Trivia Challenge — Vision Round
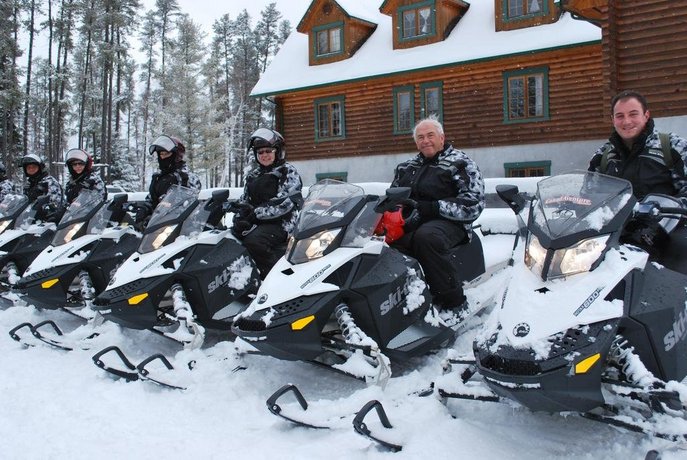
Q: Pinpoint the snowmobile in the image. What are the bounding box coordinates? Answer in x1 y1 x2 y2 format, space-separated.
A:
14 190 141 317
0 194 60 293
440 171 687 440
232 179 489 384
91 185 260 355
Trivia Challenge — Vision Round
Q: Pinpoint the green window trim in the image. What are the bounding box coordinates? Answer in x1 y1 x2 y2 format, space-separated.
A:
313 22 344 59
420 81 443 122
502 66 550 124
315 171 348 183
398 1 436 43
501 0 549 22
314 95 346 142
393 85 415 134
504 160 551 177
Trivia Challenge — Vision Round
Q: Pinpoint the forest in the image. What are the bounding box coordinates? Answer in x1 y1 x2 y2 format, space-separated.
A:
0 0 291 191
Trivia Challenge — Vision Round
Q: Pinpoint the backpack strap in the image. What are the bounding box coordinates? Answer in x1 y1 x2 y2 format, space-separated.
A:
659 132 673 169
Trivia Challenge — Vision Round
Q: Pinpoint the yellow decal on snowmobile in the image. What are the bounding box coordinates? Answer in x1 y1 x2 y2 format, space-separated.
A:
128 293 149 305
291 315 315 331
41 278 60 289
574 353 601 374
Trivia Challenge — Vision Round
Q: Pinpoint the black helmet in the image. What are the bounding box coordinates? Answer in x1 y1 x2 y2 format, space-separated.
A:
248 128 285 162
148 135 185 160
21 153 45 176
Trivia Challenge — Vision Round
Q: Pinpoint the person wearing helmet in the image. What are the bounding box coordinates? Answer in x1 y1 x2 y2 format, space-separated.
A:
0 162 17 203
64 148 106 204
390 116 484 317
136 135 201 227
21 153 64 222
232 128 303 278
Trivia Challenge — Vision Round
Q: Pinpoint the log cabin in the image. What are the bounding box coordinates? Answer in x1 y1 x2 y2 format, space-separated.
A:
252 0 686 183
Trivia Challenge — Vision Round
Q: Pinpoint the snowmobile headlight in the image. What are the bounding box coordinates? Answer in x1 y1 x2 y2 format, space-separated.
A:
526 234 609 280
524 234 547 274
139 224 177 253
287 228 341 265
0 219 10 234
549 235 609 279
53 222 85 245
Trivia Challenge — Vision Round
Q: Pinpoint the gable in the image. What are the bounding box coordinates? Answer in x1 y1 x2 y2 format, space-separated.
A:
297 0 378 65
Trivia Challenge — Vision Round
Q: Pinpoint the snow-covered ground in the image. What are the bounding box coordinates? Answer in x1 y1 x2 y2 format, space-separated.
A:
0 189 684 459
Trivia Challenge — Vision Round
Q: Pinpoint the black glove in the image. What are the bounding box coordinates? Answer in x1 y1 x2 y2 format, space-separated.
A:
134 202 153 224
416 200 438 220
402 208 422 233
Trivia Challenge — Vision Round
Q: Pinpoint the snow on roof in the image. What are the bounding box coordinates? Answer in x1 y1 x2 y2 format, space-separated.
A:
297 0 380 30
252 0 601 97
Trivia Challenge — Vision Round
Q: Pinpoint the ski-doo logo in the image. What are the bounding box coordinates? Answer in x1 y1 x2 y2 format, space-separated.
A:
380 280 412 315
513 322 530 337
258 294 268 304
664 308 687 352
573 287 603 317
208 266 232 294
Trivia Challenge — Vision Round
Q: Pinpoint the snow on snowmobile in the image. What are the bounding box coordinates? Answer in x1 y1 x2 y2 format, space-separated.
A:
8 190 145 349
90 185 261 383
232 179 491 385
437 170 687 440
0 193 32 237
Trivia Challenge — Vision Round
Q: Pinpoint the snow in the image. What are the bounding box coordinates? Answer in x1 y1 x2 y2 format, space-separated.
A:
252 0 601 96
1 183 685 459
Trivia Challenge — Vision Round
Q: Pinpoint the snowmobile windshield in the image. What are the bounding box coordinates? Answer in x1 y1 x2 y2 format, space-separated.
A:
296 179 367 233
138 185 199 254
59 190 103 225
52 190 104 245
530 171 633 241
0 194 29 220
147 185 199 228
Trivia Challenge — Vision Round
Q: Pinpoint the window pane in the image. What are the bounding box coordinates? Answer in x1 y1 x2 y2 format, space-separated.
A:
318 105 329 137
317 30 328 54
329 28 341 53
527 75 543 117
529 0 542 13
418 7 431 35
403 10 416 38
331 102 341 136
508 0 524 17
508 77 525 118
397 92 411 131
424 87 440 117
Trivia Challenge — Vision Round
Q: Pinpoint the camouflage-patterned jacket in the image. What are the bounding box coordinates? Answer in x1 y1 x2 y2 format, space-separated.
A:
24 172 64 222
240 162 303 234
65 170 107 204
588 119 687 204
391 144 485 234
148 162 202 208
0 179 16 203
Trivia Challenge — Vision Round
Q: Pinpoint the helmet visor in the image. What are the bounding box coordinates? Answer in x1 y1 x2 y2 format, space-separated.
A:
250 128 280 148
66 148 89 164
148 135 177 155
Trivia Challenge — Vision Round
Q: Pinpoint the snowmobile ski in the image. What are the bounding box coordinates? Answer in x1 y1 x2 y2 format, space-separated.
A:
8 319 99 351
92 345 188 389
352 400 402 452
267 384 332 429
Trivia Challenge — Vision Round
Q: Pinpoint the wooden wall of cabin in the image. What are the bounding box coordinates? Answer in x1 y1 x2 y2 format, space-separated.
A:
275 43 606 162
602 0 687 118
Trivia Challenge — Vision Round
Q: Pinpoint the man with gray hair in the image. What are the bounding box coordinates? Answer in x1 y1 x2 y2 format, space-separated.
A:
390 116 485 317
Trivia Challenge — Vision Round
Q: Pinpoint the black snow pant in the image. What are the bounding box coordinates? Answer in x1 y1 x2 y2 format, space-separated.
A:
392 219 468 309
239 223 288 279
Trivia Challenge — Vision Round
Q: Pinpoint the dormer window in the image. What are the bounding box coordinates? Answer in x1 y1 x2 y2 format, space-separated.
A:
315 22 343 57
506 0 543 19
402 4 434 39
